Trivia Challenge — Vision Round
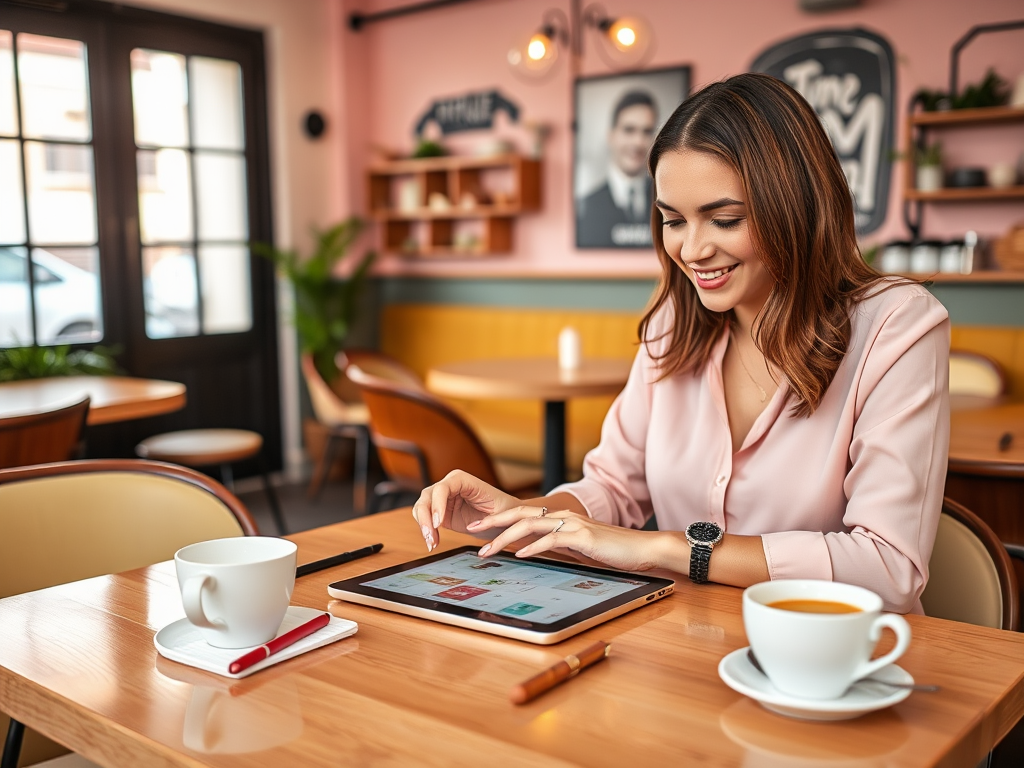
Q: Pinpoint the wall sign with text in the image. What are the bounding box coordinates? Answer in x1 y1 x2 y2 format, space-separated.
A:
751 28 896 236
415 89 520 136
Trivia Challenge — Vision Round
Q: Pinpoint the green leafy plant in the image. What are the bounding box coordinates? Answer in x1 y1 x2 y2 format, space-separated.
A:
912 68 1010 111
916 141 942 167
0 344 121 382
412 139 446 158
252 218 376 383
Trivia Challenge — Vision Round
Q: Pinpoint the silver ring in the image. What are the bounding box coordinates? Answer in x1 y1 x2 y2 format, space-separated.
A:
538 506 548 517
552 519 565 534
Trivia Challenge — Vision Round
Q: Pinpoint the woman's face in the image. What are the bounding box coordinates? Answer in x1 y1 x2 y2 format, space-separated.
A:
654 149 772 325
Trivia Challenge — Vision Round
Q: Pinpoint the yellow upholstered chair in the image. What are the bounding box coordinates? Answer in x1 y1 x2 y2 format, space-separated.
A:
0 459 258 768
921 497 1018 631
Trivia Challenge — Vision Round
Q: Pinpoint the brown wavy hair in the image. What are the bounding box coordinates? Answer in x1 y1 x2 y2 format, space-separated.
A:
641 73 888 417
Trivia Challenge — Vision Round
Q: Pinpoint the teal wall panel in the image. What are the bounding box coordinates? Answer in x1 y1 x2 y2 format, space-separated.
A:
370 277 1024 327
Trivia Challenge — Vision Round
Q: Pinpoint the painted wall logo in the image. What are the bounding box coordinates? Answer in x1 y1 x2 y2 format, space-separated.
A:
751 29 895 235
415 89 520 136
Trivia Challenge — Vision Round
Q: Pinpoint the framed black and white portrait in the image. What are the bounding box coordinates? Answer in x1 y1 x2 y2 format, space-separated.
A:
574 66 690 249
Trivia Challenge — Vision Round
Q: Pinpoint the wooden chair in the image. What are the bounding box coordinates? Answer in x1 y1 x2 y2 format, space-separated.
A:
136 428 286 534
0 459 258 768
0 396 89 470
949 349 1007 398
343 360 542 513
337 349 424 390
300 353 372 512
921 497 1020 631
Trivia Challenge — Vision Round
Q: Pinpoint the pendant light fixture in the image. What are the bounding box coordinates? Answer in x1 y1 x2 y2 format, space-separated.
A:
508 2 655 81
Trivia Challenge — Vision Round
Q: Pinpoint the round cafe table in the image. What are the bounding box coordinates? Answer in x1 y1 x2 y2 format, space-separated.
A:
949 402 1024 477
426 357 631 493
0 375 187 426
946 401 1024 545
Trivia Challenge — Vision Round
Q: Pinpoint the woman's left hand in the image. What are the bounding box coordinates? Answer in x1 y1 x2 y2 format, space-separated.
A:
468 508 664 572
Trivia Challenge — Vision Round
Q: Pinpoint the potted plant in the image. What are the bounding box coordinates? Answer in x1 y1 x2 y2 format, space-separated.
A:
0 344 120 381
252 217 376 384
915 141 943 193
252 219 376 482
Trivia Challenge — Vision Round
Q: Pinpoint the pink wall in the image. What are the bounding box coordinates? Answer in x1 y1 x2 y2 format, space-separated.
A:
342 0 1024 277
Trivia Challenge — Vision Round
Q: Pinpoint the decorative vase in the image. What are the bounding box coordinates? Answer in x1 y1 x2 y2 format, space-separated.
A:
916 165 943 192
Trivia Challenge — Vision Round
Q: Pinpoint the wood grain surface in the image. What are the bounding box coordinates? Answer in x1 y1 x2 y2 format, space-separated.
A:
949 403 1024 477
427 358 631 401
2 509 1024 767
0 376 187 426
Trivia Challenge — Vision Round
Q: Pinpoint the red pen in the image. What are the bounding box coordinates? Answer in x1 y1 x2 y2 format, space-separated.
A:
228 612 332 674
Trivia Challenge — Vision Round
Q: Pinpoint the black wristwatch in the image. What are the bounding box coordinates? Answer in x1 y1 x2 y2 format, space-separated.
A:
685 522 723 584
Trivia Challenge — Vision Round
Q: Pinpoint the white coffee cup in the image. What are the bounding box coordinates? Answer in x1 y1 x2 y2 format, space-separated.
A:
742 580 911 701
174 537 297 649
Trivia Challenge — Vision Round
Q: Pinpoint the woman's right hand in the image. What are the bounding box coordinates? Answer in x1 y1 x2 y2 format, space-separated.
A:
411 470 522 551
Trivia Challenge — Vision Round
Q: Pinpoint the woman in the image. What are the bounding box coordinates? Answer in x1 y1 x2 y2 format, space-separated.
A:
411 73 949 613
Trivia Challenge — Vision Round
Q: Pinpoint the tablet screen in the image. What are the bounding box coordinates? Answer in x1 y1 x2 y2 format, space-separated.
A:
359 550 653 625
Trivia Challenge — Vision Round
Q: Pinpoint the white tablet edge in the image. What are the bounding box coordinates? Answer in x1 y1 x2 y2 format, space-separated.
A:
326 582 675 645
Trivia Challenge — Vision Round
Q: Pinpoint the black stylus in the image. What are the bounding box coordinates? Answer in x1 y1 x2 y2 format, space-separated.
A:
296 543 384 577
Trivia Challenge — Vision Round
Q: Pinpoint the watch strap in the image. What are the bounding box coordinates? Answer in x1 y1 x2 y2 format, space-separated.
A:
689 543 712 584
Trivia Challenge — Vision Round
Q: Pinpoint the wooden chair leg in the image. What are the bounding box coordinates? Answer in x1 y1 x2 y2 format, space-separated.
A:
2 718 24 768
353 426 370 516
307 434 341 501
220 463 235 491
258 455 287 535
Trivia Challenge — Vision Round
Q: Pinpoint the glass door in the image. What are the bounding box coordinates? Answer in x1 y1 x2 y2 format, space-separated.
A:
1 2 280 470
131 48 252 340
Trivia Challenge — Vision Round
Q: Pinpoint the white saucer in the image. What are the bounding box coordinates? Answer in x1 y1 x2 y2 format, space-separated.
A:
155 606 358 679
718 647 912 721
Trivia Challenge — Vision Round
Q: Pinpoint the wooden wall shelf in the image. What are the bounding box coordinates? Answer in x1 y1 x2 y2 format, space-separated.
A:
909 106 1024 128
903 104 1024 256
367 154 541 258
905 186 1024 202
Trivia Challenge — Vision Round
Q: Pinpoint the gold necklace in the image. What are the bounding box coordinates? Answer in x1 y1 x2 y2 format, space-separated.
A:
730 329 767 403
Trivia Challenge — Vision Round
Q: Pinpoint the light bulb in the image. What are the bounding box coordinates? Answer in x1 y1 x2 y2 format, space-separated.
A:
612 22 636 50
596 15 654 69
527 35 549 61
508 28 559 82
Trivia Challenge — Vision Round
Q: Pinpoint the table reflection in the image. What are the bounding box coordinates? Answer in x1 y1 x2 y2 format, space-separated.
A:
719 698 910 768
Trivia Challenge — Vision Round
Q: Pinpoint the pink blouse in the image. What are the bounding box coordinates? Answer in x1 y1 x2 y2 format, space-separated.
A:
554 283 950 613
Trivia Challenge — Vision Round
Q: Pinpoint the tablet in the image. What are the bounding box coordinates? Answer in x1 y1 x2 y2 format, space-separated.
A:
327 546 675 644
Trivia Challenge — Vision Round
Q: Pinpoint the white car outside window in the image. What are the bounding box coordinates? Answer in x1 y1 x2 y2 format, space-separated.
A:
0 248 102 346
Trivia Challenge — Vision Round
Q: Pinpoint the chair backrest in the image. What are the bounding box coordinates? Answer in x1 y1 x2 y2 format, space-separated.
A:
949 350 1007 397
0 396 90 469
339 349 424 390
301 352 367 427
0 459 259 599
345 362 500 490
921 497 1018 631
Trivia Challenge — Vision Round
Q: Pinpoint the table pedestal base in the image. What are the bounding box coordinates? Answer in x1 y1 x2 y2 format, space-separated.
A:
543 400 566 494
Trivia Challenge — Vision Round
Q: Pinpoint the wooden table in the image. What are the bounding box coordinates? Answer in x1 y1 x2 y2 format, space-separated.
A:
427 358 631 492
0 376 186 425
946 402 1024 546
2 509 1024 768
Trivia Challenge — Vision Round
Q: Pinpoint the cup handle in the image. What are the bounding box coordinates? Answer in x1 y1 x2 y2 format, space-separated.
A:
854 613 912 680
181 575 225 630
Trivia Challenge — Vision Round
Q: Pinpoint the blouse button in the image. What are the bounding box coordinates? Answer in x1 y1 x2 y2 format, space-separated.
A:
716 474 728 486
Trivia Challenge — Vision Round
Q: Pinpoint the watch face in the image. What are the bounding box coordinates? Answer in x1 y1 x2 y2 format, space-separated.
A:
687 522 722 544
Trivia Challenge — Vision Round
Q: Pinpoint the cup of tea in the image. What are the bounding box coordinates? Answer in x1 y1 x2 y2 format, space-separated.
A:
742 580 911 700
174 537 297 649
